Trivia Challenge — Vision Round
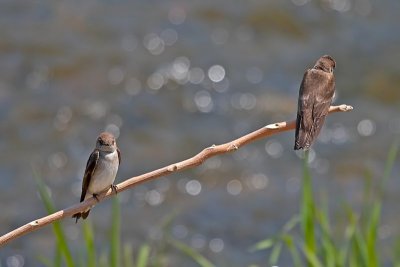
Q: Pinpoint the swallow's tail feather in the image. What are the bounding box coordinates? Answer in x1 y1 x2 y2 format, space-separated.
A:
295 114 310 150
72 209 91 223
294 115 326 150
294 130 312 150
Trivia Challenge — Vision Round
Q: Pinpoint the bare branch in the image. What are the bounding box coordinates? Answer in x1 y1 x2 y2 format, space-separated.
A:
0 104 353 246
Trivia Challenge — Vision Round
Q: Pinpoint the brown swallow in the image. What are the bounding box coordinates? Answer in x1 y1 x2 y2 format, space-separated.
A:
72 132 121 222
294 55 336 150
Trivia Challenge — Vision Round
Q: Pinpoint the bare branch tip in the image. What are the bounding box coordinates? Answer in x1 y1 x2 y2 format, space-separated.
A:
343 105 353 111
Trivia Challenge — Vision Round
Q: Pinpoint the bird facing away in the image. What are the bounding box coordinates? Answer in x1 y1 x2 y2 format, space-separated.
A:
72 132 121 222
294 55 336 150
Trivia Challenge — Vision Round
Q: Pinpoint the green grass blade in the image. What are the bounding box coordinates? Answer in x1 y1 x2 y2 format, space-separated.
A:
281 234 302 267
338 208 358 266
393 237 400 267
123 243 134 267
249 238 275 252
315 205 337 267
269 242 282 265
83 220 96 267
34 171 75 267
366 202 381 267
136 244 150 267
382 140 399 186
109 197 121 267
300 152 316 256
320 235 336 267
54 245 62 267
302 244 323 267
99 251 108 267
37 255 53 267
352 227 368 266
169 239 216 267
77 248 85 267
282 215 300 233
364 141 397 266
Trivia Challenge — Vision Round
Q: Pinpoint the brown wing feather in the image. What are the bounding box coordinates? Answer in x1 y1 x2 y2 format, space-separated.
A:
80 149 99 202
117 147 121 165
295 69 335 150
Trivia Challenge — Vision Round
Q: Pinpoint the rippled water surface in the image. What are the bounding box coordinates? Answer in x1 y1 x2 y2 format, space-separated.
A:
1 0 400 266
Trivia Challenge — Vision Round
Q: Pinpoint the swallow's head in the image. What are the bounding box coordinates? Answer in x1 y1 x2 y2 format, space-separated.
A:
96 132 117 152
314 55 336 73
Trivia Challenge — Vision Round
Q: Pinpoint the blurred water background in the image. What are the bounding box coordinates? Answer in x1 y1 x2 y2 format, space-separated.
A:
0 0 399 266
